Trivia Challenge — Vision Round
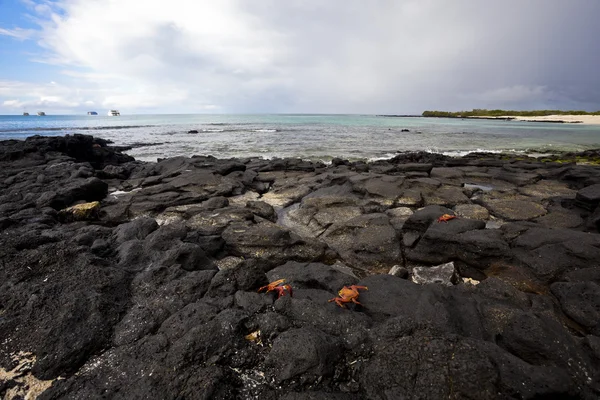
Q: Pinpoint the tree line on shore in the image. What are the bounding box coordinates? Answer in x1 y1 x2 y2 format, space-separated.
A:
422 109 600 117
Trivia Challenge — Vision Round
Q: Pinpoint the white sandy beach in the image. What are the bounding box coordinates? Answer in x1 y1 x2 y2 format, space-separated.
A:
478 115 600 125
512 115 600 124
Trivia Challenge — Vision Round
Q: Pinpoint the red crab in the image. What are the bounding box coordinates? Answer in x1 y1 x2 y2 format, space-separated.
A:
329 285 368 308
258 279 293 299
437 214 457 223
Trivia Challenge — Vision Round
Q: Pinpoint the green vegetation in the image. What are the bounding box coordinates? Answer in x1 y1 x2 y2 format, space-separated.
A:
422 109 600 118
537 157 600 166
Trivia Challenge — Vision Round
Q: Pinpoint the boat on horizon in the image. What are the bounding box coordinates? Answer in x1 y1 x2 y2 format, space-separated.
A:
108 110 120 116
87 111 98 115
37 111 46 116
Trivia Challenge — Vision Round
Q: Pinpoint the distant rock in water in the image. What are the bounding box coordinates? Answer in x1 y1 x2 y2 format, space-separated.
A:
188 130 199 134
401 129 410 132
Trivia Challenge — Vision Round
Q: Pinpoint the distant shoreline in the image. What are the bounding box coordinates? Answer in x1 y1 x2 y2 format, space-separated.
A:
379 114 600 125
420 109 600 125
416 114 600 125
456 115 600 125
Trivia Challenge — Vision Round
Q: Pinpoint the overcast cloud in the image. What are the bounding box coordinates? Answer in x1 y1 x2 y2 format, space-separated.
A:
1 0 599 114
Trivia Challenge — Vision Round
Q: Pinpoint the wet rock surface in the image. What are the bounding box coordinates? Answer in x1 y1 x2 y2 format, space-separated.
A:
1 135 600 399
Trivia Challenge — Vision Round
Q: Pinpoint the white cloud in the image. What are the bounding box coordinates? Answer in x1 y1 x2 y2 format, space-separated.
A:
1 0 599 114
2 99 22 107
0 27 37 40
0 80 85 112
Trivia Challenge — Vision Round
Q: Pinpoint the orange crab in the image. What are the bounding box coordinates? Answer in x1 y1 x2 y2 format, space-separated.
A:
437 214 457 223
329 285 368 308
258 279 293 299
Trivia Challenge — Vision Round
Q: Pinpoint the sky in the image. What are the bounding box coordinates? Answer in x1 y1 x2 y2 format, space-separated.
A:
0 0 599 115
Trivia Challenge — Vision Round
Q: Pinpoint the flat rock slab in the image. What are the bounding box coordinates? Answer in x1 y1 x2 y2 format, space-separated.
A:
358 175 404 201
167 170 221 188
393 163 433 173
185 207 254 235
282 202 364 239
534 208 584 229
404 171 429 178
301 184 361 207
228 191 260 207
407 229 510 267
408 177 441 188
511 226 600 250
386 207 413 218
261 185 313 208
454 204 490 220
485 200 547 221
511 228 600 282
423 186 471 206
430 167 464 180
424 217 486 236
490 169 541 186
395 189 422 206
518 180 576 199
221 221 326 267
323 213 401 270
576 183 600 210
551 282 600 334
279 205 321 238
313 206 363 227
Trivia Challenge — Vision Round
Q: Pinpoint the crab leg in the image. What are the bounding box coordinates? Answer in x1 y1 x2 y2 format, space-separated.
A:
258 278 286 293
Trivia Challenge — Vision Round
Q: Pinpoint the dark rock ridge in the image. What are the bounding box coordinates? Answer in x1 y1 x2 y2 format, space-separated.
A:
1 135 600 399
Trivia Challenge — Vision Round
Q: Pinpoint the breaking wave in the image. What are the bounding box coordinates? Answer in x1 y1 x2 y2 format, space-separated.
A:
0 125 155 133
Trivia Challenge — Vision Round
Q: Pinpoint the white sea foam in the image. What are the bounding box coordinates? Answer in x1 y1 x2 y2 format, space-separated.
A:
435 148 523 157
110 188 141 197
253 129 277 132
367 153 400 162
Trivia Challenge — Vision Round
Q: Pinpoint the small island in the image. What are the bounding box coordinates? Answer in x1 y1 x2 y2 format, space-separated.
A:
422 109 600 124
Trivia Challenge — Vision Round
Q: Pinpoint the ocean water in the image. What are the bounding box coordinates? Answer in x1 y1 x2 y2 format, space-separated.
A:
1 114 600 162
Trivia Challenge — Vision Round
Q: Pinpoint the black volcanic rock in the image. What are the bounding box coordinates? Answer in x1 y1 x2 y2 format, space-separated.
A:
576 183 600 210
265 327 343 382
551 282 600 334
9 134 135 168
2 136 600 399
44 177 109 210
390 151 450 164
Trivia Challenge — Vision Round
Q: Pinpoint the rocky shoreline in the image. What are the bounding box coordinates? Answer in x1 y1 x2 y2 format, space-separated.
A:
1 134 600 399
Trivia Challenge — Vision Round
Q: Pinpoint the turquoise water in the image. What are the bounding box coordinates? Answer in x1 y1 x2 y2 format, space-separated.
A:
1 114 600 162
